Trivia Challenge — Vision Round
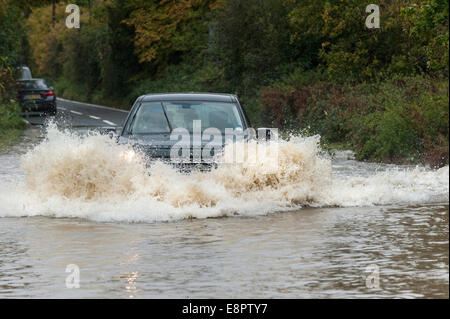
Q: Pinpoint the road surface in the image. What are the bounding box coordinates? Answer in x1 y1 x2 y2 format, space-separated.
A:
23 97 129 128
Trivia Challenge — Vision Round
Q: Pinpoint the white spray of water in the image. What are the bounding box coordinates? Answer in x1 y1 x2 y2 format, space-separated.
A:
0 124 448 222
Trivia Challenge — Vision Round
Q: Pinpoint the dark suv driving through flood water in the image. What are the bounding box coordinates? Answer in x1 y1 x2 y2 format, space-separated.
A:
116 93 270 171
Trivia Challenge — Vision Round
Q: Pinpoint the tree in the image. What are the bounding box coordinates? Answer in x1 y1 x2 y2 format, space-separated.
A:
213 0 294 95
124 0 221 70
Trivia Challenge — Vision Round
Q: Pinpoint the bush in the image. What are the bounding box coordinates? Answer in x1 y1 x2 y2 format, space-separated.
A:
0 58 26 145
0 101 25 130
351 76 449 166
260 71 449 167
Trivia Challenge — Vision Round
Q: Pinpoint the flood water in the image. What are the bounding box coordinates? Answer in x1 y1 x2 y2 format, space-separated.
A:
0 127 448 298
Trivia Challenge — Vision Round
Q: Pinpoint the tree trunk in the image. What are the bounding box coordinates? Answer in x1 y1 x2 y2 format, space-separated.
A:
52 0 55 27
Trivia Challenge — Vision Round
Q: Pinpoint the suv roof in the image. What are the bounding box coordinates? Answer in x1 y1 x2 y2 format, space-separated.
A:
140 93 237 103
16 66 32 80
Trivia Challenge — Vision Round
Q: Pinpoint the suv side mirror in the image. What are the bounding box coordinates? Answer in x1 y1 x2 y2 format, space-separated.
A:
100 127 117 139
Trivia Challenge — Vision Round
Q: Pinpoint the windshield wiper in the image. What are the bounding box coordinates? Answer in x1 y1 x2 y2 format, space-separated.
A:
161 102 173 132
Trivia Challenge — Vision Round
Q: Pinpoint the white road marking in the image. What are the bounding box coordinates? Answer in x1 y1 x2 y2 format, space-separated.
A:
89 115 101 120
70 110 82 115
57 97 128 113
59 107 67 110
102 120 116 126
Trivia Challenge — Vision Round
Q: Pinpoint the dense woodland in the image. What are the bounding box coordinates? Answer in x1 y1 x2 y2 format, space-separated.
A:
1 0 449 166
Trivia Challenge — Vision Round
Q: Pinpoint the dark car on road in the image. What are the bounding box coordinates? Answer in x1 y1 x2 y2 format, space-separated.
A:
116 93 270 171
17 78 57 115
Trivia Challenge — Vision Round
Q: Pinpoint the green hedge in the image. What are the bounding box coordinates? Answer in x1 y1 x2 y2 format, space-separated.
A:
259 74 449 167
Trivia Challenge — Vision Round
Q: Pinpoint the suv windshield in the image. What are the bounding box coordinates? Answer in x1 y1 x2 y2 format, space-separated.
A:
129 101 244 134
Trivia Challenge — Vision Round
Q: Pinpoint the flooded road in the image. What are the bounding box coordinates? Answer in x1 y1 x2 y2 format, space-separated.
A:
0 203 448 298
0 114 448 298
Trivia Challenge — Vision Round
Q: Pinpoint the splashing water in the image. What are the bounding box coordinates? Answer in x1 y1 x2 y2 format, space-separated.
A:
0 124 448 222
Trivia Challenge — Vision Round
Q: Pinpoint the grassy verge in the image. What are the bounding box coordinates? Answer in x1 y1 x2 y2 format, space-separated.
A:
0 101 26 148
51 77 131 111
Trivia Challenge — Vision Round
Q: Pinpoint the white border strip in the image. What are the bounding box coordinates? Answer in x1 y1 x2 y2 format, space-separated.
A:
57 97 128 113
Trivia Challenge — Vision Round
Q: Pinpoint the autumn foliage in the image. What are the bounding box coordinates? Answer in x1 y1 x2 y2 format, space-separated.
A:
1 0 448 165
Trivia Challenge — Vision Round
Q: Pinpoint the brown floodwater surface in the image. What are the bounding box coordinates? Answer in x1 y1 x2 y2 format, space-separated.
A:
0 127 448 298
